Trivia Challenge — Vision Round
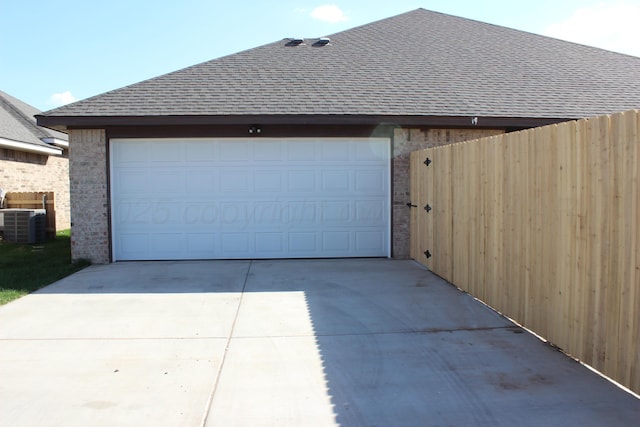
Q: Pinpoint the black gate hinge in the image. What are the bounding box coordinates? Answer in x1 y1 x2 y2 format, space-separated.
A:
406 202 417 208
424 157 432 166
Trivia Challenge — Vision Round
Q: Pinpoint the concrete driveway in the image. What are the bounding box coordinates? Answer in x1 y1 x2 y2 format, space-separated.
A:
0 259 638 426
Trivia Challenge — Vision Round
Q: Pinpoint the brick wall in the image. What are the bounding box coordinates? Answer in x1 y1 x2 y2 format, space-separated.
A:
0 148 70 229
68 129 110 264
391 128 504 259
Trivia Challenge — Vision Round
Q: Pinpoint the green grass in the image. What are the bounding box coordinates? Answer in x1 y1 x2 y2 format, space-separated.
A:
0 230 91 305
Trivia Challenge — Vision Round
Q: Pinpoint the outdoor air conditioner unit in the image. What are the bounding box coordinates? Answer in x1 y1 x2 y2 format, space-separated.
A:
2 209 46 244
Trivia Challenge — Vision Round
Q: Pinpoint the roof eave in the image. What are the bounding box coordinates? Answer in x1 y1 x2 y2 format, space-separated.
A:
0 137 64 156
35 114 573 132
41 137 69 149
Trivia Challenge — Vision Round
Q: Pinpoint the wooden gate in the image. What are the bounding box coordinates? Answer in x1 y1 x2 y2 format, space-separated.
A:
409 146 453 282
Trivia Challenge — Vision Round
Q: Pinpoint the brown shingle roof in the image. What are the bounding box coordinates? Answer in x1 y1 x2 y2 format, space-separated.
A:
38 9 640 127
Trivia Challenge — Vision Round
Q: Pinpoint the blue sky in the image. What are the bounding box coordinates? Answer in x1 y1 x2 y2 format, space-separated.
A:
2 0 640 111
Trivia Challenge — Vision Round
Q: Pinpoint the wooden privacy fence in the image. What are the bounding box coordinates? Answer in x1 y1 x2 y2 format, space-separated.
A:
4 192 56 239
410 109 639 394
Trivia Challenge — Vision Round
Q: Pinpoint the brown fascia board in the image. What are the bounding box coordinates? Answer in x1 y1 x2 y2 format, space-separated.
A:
35 114 572 132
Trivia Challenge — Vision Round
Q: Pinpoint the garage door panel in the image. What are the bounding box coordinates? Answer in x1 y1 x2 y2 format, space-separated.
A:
115 142 148 163
254 141 283 161
255 232 284 253
219 202 249 227
355 170 385 192
288 232 316 253
355 141 389 161
152 171 185 193
322 231 350 251
356 199 386 218
151 233 187 254
221 232 251 254
187 233 217 255
287 201 317 225
150 142 184 162
288 171 316 192
320 201 351 222
356 231 385 251
111 138 389 260
321 170 350 192
321 142 350 161
185 141 217 161
116 170 148 194
287 141 316 161
119 233 148 259
115 201 154 225
219 141 249 161
186 170 218 193
253 202 284 225
183 203 221 226
220 170 250 192
254 171 283 192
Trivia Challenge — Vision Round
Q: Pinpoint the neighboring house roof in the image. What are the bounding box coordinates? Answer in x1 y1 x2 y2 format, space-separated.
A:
1 91 67 155
38 8 640 131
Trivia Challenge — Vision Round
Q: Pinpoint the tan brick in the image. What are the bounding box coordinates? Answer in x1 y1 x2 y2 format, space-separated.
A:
68 129 109 264
0 148 70 230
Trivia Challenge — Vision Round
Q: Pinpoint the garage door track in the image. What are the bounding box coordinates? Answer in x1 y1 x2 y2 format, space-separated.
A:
0 259 638 426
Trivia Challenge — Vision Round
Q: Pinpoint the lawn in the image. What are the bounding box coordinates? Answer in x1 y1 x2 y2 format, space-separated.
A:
0 230 91 305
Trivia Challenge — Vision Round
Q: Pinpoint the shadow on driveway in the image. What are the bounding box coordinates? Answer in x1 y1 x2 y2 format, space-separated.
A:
1 259 638 426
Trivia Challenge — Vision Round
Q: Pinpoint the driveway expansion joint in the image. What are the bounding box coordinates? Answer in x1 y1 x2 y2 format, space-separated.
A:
199 260 253 427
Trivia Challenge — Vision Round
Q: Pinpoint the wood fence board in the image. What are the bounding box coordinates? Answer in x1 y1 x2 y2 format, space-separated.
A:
611 110 638 386
452 142 468 290
424 148 435 270
493 137 505 310
630 111 640 391
469 140 484 298
557 122 576 353
408 109 640 394
483 138 496 303
575 118 590 360
502 135 514 317
509 131 524 322
433 147 454 281
606 112 624 380
409 151 424 262
568 120 583 358
523 129 536 326
512 133 523 318
593 114 612 373
530 125 547 336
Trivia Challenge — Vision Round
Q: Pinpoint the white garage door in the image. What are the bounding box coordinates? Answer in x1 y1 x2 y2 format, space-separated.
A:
110 138 390 261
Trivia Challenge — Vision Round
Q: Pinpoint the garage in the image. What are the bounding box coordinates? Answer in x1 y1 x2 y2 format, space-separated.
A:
109 138 390 260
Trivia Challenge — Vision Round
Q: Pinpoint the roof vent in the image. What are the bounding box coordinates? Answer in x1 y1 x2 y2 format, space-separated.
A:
313 37 331 47
285 38 304 47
